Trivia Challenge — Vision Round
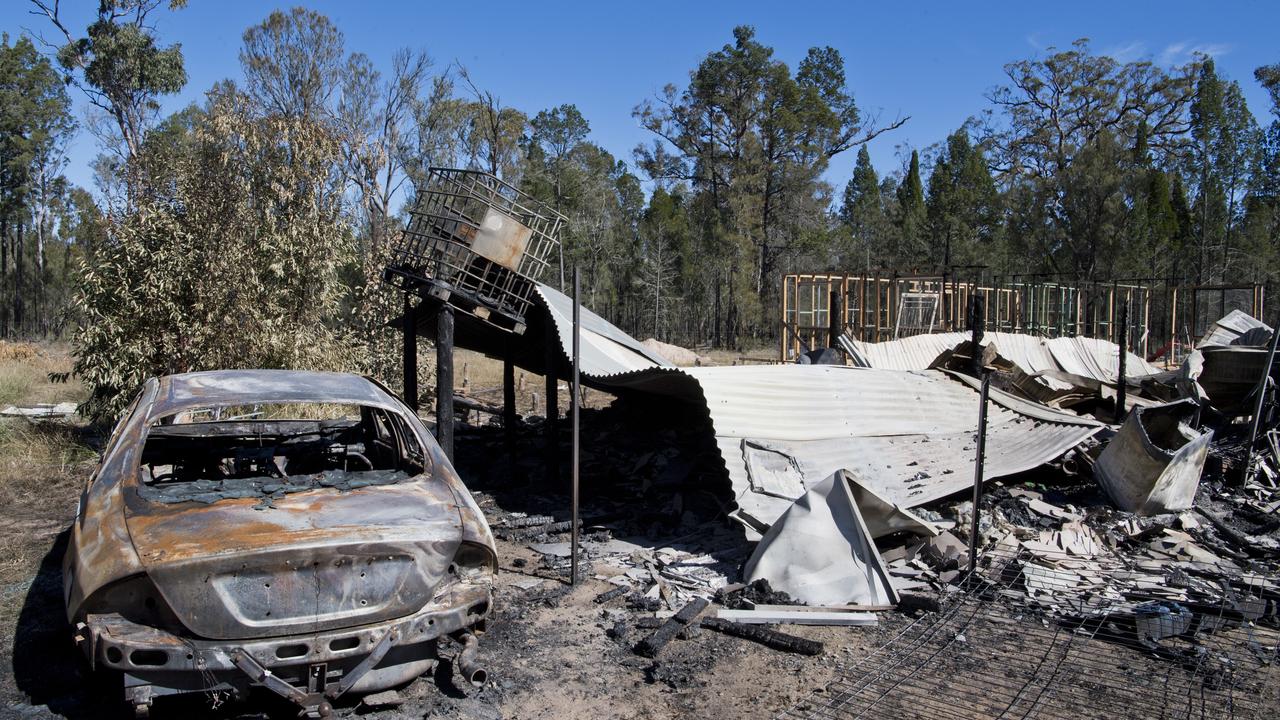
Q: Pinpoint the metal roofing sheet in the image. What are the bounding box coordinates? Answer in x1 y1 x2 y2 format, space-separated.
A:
844 332 966 370
449 287 1103 540
1197 309 1273 348
844 331 1159 383
536 283 672 378
682 365 1101 537
1044 336 1161 382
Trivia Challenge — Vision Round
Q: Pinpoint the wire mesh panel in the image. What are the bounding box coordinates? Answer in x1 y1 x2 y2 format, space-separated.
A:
781 545 1278 720
384 168 565 333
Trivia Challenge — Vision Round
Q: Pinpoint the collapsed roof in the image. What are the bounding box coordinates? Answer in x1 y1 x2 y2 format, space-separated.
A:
417 284 1101 539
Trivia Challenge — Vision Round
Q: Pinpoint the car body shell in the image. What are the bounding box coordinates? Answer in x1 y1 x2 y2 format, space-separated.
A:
63 370 495 715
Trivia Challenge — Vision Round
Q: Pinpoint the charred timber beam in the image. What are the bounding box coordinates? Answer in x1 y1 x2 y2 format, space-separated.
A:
436 305 454 461
634 597 709 658
403 295 418 413
593 586 629 604
544 319 559 482
699 616 824 656
503 347 517 472
493 520 574 540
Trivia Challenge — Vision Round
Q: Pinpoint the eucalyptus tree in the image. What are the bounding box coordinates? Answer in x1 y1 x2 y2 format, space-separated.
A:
30 0 186 197
635 25 905 343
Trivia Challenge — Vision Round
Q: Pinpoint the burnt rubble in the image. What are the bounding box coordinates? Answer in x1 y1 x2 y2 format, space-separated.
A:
445 312 1280 717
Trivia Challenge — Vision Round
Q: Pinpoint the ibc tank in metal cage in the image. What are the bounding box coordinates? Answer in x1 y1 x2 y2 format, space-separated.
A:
384 168 565 334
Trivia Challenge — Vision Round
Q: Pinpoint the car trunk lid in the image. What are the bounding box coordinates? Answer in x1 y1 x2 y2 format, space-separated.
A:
124 481 464 640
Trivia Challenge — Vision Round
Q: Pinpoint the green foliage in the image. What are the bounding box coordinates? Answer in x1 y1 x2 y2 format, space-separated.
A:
896 150 928 264
839 147 889 269
635 26 903 345
73 88 356 422
925 129 1000 269
34 0 187 164
0 33 78 336
240 7 343 120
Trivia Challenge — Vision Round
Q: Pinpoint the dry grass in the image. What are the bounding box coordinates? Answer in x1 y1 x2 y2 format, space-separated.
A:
0 346 95 712
0 341 85 408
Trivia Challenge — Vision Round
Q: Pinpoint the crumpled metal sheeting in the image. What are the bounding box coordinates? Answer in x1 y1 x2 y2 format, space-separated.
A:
682 365 1101 537
743 470 899 607
1044 336 1161 382
843 332 967 370
494 296 1102 539
843 331 1158 385
984 331 1062 375
726 418 1100 537
536 283 673 378
1095 400 1213 515
1197 308 1273 348
686 365 1034 439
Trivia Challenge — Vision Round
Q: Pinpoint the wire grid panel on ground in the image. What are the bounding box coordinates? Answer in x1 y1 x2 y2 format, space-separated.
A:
779 546 1279 720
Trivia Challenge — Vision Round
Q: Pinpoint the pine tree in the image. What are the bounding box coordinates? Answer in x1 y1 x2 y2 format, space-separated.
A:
839 146 889 270
896 150 927 265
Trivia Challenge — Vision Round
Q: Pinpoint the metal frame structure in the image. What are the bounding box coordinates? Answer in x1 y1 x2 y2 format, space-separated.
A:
780 271 1267 366
384 167 566 335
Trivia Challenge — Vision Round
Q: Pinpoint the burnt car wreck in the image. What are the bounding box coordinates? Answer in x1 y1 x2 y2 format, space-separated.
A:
64 370 495 717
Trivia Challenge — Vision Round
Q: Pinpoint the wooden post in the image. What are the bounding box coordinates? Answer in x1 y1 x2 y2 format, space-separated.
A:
544 318 559 482
402 294 418 413
829 289 843 350
436 305 454 462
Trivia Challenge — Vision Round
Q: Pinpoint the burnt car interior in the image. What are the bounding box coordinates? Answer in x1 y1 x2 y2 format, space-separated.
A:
137 404 430 503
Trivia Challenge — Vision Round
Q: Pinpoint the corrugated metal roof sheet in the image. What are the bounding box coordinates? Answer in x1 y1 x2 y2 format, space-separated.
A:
1044 336 1161 382
537 284 672 377
683 365 1101 537
452 286 1103 539
844 331 1159 382
1197 309 1273 348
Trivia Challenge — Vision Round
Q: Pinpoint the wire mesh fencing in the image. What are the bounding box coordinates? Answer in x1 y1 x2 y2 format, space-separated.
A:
780 542 1279 720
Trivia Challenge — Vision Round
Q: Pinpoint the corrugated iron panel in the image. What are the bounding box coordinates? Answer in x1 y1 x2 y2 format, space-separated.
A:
684 366 1101 536
1044 336 1160 381
522 288 1101 539
844 331 1159 383
844 333 966 370
1197 309 1272 348
536 284 672 377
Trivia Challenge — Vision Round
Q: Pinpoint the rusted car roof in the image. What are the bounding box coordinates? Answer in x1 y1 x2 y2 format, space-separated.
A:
148 370 403 420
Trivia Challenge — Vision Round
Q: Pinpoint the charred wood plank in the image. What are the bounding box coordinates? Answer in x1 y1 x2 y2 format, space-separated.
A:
494 520 575 540
634 597 709 658
699 616 824 656
501 515 557 528
594 586 629 604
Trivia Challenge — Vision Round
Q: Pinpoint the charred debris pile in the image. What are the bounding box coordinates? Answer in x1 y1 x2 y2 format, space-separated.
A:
453 310 1280 700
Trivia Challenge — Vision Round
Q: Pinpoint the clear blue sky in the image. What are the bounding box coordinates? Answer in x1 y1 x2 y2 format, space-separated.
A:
5 0 1278 198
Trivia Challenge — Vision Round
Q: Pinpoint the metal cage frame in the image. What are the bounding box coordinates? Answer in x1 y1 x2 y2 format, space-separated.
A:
384 168 566 334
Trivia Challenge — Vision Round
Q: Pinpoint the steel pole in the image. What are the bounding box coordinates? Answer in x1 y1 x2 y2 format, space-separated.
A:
1244 311 1280 482
967 295 989 574
967 370 991 575
570 268 581 586
1116 301 1128 421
